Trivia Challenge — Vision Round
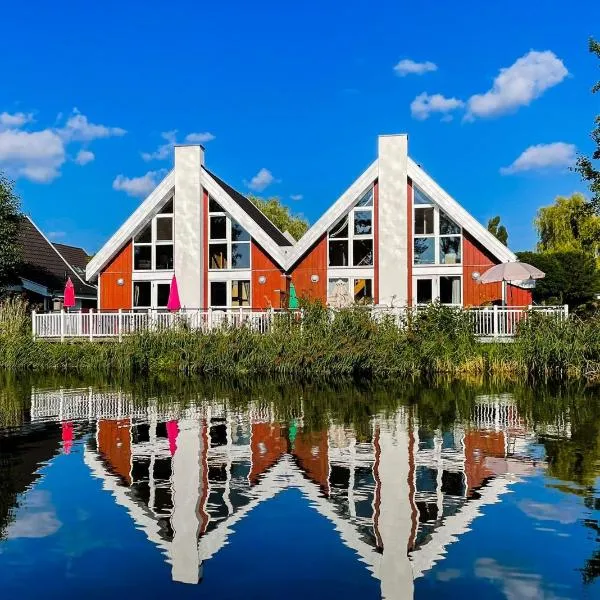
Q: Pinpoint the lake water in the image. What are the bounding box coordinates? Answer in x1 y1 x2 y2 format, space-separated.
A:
0 378 598 599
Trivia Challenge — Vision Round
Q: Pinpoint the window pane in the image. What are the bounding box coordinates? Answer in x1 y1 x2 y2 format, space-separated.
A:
134 223 152 243
160 198 173 214
210 281 227 307
157 284 170 307
353 239 373 266
134 245 152 270
231 242 250 269
354 279 372 302
155 245 174 270
210 243 228 269
231 280 250 307
439 236 461 264
439 211 460 235
232 222 250 242
329 240 349 266
210 216 227 240
328 278 349 298
413 186 432 205
209 197 224 213
354 210 372 236
440 276 461 304
414 207 434 235
133 282 151 307
414 238 435 265
416 279 433 304
156 217 173 241
329 215 348 239
356 188 373 207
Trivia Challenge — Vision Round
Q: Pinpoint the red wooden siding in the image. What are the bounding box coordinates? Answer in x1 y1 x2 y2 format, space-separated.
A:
463 232 531 306
249 422 287 484
293 430 329 495
373 179 380 304
99 242 132 310
97 419 132 484
289 234 327 303
251 241 286 309
407 178 413 306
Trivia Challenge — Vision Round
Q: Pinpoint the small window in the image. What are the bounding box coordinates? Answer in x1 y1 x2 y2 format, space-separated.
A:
210 244 228 269
231 243 250 269
160 198 174 214
157 284 170 307
353 239 373 266
414 238 435 265
232 223 250 242
354 279 372 302
330 216 349 239
328 278 349 298
416 279 433 304
134 246 152 270
231 280 251 307
413 187 432 205
439 212 460 235
134 224 152 243
354 211 372 236
414 207 434 235
155 245 174 270
156 218 173 241
440 276 461 304
329 240 349 266
210 281 227 307
439 237 461 264
356 188 374 207
210 216 227 240
209 198 224 213
133 281 151 307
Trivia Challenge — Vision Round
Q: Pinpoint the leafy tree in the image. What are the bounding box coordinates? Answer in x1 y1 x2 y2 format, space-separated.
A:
487 215 508 245
517 250 600 308
574 38 600 213
0 175 22 288
248 195 309 241
534 193 600 262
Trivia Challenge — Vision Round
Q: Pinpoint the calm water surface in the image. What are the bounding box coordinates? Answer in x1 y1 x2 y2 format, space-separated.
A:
0 379 598 599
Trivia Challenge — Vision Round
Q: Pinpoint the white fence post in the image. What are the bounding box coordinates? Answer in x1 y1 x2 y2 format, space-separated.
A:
493 305 499 338
89 309 94 341
208 307 213 332
118 308 123 342
32 309 37 339
78 310 83 337
564 304 569 320
60 309 65 342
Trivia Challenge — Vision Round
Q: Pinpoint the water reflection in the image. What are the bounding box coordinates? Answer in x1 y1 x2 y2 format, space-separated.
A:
0 383 598 598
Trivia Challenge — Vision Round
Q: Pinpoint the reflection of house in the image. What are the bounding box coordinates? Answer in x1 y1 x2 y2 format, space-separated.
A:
86 135 531 311
13 216 97 310
29 389 544 598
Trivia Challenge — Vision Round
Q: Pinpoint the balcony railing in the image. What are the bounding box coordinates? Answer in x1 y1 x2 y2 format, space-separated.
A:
31 305 569 341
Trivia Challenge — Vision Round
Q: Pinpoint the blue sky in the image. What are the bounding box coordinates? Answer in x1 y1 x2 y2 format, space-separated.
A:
0 0 598 253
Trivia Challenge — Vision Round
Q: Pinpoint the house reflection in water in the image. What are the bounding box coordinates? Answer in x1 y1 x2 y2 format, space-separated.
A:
29 389 543 598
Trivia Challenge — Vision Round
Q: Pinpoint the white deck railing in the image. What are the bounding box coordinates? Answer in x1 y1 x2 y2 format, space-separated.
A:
31 305 568 341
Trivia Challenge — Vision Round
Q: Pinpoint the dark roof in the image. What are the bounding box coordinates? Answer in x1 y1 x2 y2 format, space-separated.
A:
203 167 293 247
18 217 96 297
52 243 90 274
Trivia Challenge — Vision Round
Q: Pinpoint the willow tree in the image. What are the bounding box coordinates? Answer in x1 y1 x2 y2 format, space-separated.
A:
248 195 309 241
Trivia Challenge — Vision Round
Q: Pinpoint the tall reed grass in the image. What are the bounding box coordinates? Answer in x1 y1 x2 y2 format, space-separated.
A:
0 298 598 381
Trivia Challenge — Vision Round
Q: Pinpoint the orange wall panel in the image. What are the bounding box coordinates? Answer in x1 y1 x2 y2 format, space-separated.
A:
99 242 132 310
462 233 531 307
97 419 132 484
250 422 287 484
252 242 286 309
290 234 327 303
373 179 380 304
407 178 413 306
293 430 329 494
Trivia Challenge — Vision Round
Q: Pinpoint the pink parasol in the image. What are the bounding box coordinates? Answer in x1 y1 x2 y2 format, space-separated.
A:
166 420 179 456
64 277 76 309
167 275 181 311
62 422 74 454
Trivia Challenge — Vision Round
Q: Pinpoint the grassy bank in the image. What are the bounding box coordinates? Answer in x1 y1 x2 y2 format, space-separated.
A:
1 298 599 380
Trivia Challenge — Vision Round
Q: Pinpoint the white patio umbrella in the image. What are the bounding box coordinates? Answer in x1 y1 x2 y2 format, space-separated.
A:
478 262 545 304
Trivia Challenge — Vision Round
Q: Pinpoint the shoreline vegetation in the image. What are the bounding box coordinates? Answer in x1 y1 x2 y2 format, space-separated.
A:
1 298 599 381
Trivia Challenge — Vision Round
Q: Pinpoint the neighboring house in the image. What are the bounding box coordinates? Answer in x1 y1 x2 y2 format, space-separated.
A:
86 135 531 310
15 216 97 311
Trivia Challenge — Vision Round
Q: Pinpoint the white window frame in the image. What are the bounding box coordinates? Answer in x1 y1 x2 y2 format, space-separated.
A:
209 279 252 309
412 275 463 306
208 199 251 271
413 187 462 267
328 187 374 268
132 199 174 272
132 280 172 310
327 276 374 304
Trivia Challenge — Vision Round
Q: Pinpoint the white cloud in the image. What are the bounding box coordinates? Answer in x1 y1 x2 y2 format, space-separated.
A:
185 132 215 144
47 231 67 240
6 491 61 539
410 92 464 120
0 111 34 128
0 128 65 182
394 59 437 77
142 130 177 161
58 108 126 142
500 142 576 175
112 170 164 197
290 194 303 201
246 168 277 192
466 50 568 119
74 149 95 166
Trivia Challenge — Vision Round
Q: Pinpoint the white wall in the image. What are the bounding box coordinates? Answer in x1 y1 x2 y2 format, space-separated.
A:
378 135 408 306
174 145 204 308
